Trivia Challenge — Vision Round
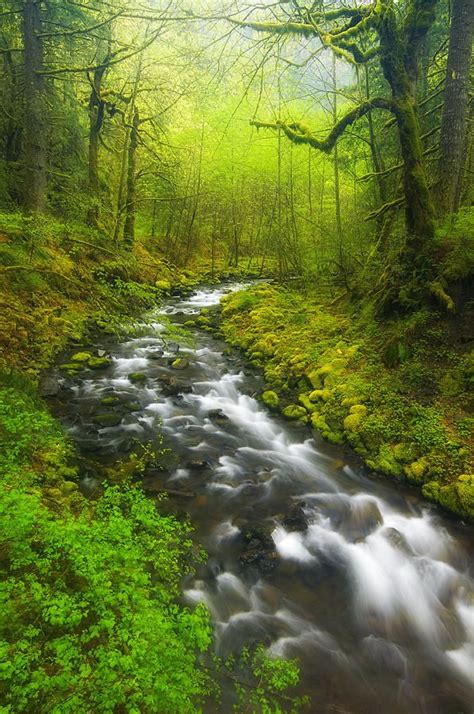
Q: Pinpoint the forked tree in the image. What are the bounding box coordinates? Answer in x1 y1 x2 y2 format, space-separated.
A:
221 0 438 254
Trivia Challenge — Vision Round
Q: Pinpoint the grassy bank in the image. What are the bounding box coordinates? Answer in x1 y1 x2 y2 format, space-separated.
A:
219 283 473 520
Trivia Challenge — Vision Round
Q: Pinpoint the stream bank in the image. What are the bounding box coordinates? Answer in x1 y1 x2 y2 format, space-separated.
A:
44 282 474 714
217 283 473 521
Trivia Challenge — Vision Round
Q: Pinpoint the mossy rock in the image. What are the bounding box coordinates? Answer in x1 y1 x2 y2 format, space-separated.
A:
59 363 83 372
196 315 211 326
93 412 122 427
343 413 363 432
128 372 147 384
309 389 331 403
123 401 141 412
404 457 430 483
282 404 308 422
184 320 196 327
423 474 474 520
261 390 279 410
341 396 362 408
298 394 317 413
170 358 189 370
71 351 93 363
88 356 111 369
349 404 367 416
101 396 120 407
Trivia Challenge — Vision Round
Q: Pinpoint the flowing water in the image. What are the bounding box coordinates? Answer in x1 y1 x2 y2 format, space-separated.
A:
49 283 474 714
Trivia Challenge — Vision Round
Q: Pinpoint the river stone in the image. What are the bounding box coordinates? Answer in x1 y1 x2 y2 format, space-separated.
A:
100 395 120 406
39 376 61 398
340 500 383 541
208 409 229 425
128 372 147 384
170 357 189 370
88 356 111 369
123 401 141 412
282 504 308 532
238 526 278 575
93 412 122 427
148 349 164 360
71 351 93 362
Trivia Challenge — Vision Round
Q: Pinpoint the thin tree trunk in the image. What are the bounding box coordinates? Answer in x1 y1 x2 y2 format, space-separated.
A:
22 0 47 212
123 107 139 245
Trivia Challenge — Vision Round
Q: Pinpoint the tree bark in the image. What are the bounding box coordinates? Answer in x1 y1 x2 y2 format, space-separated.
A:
123 107 139 245
22 0 47 212
436 0 474 214
87 63 107 225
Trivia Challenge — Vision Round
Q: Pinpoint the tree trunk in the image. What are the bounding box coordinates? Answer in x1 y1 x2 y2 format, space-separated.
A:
87 64 107 225
22 0 47 212
436 0 474 214
123 108 139 245
394 96 435 244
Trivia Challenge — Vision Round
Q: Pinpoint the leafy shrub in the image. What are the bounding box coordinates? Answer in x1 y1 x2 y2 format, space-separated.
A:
0 485 213 713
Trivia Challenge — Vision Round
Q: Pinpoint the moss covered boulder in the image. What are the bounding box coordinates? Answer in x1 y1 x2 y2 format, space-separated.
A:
261 390 280 410
128 372 147 384
170 358 189 370
88 356 111 369
71 351 93 363
282 404 308 422
100 395 120 407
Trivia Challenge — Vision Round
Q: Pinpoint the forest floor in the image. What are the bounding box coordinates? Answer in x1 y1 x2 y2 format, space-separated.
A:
216 283 473 520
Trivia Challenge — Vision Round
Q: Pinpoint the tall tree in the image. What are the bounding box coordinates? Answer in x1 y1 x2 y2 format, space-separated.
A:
22 0 47 212
436 0 474 215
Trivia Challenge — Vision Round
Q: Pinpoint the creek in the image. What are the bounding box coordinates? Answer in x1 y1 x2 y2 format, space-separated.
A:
48 282 474 714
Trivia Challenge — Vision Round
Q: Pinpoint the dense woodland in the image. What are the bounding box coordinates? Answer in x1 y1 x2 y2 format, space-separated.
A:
0 0 473 711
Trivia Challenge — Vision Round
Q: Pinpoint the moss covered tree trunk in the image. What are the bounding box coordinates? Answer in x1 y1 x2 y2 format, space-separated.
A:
22 0 47 213
123 108 139 246
436 0 474 215
87 63 107 226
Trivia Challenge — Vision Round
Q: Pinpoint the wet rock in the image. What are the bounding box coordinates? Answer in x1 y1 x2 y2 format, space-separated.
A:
148 349 164 360
88 356 111 369
123 401 141 412
39 376 61 398
93 412 122 428
158 374 192 396
381 527 414 555
208 409 229 425
97 349 107 357
340 499 383 541
170 357 189 370
282 504 308 532
238 526 278 575
186 459 211 470
128 372 147 384
100 395 120 406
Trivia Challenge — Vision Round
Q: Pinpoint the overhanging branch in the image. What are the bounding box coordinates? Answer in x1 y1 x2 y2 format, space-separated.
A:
251 98 394 153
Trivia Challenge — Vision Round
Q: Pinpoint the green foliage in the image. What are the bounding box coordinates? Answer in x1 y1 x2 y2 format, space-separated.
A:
0 485 213 713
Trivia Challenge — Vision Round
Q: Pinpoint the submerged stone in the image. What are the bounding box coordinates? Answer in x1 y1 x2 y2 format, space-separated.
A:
170 357 189 370
93 412 122 427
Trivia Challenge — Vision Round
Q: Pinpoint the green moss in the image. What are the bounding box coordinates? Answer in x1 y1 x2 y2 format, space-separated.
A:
282 404 308 422
404 457 430 483
71 351 93 363
298 394 317 413
344 413 363 431
100 396 120 406
349 404 367 416
261 390 280 410
88 356 111 369
309 389 331 402
128 372 147 384
59 362 82 372
170 358 189 370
